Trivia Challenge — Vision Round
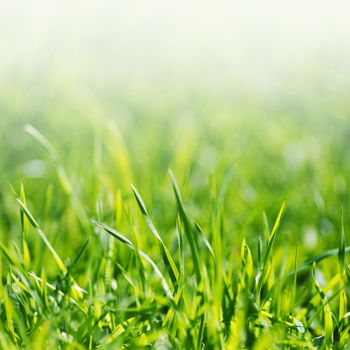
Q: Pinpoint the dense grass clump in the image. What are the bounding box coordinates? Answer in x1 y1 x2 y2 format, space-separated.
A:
1 94 350 349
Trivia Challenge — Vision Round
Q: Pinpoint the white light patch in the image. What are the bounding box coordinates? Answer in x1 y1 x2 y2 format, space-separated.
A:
303 226 318 250
23 159 47 178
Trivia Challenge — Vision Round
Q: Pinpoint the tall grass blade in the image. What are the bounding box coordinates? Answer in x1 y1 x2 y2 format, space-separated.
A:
131 185 179 285
25 124 89 228
92 220 174 300
338 208 347 321
169 170 201 283
14 191 67 274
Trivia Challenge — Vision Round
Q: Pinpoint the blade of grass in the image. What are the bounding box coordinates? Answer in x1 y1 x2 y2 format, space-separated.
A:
311 262 334 345
25 124 89 228
169 170 201 284
70 239 90 269
13 190 67 275
263 201 286 270
0 241 20 267
292 242 299 315
338 208 347 321
255 202 286 299
285 246 350 278
19 184 31 269
131 185 179 286
194 222 215 259
28 272 87 314
92 220 174 300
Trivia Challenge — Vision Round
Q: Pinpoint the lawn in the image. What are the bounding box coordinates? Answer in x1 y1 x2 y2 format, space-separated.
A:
0 77 350 349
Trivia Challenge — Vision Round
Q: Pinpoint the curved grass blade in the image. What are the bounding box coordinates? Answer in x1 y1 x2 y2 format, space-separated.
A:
292 242 299 315
339 209 346 271
194 222 215 259
255 202 286 297
263 201 286 270
0 241 19 266
28 272 87 314
70 239 90 268
131 185 179 285
92 220 133 247
169 170 201 284
338 208 347 321
92 220 174 300
20 184 31 269
285 246 350 279
13 190 67 275
24 124 59 161
25 124 89 228
176 217 185 281
311 262 334 344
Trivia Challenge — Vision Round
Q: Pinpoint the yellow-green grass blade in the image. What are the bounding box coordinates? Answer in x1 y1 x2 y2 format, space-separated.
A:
131 184 180 286
255 201 286 300
25 124 89 228
14 192 67 275
338 208 347 323
169 170 201 284
92 220 174 300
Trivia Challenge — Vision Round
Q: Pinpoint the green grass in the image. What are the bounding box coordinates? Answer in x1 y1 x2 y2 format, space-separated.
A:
1 89 350 349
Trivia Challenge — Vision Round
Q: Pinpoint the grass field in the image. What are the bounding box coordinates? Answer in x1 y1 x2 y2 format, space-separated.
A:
1 3 350 347
1 77 350 349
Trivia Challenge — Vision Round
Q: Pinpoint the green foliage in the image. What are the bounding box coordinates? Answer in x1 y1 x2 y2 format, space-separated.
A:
1 97 350 349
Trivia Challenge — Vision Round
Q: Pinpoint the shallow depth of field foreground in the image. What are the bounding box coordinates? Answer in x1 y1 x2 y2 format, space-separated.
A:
2 2 350 349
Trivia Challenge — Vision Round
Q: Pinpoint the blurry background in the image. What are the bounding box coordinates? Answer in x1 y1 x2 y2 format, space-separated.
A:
1 0 350 99
1 0 350 267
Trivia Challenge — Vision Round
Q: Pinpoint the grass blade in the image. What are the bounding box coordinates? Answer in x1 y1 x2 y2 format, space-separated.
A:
169 170 201 284
92 220 174 300
263 201 286 270
194 222 215 259
338 208 347 321
285 246 350 278
255 202 286 299
25 124 89 228
131 185 179 285
14 190 67 275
